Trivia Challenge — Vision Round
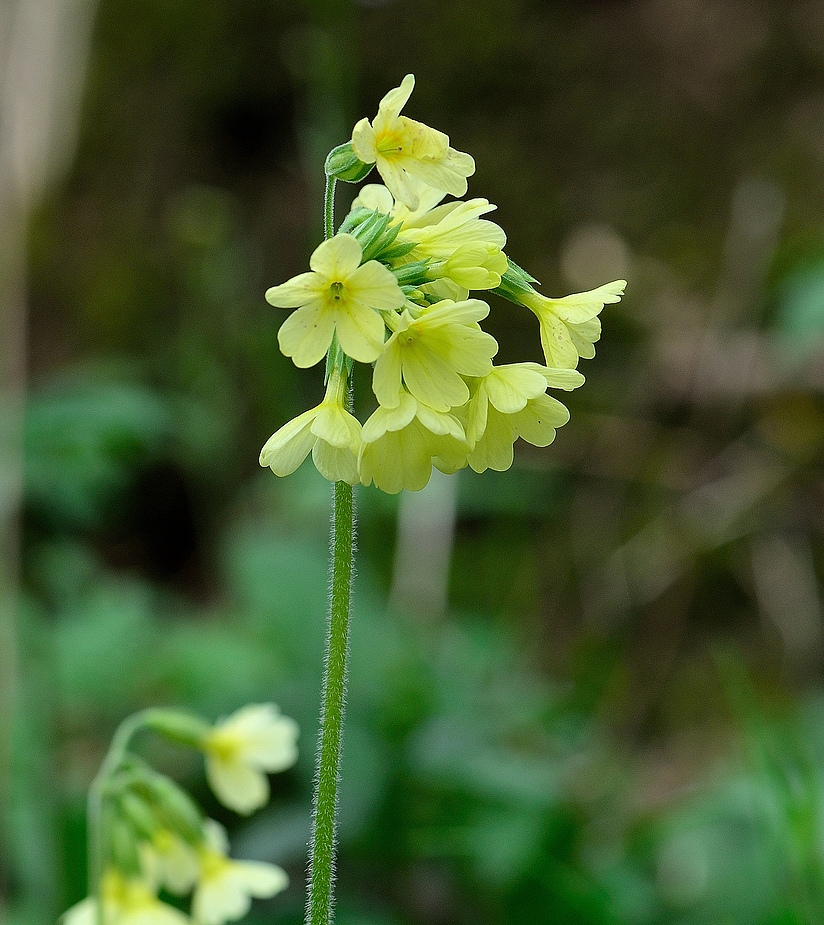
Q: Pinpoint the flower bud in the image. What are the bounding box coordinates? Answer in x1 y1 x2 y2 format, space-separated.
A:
138 771 204 844
109 811 142 879
324 142 373 183
117 789 161 841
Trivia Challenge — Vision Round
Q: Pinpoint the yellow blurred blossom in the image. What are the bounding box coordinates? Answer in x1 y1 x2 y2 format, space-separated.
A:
62 869 189 925
191 821 288 925
202 704 298 815
140 829 199 896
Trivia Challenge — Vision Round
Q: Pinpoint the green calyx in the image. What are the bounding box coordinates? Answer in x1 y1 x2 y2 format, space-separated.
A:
142 709 210 749
324 142 373 184
338 207 417 265
492 257 541 306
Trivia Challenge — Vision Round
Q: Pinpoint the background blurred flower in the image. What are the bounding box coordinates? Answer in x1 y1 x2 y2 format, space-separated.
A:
202 705 298 815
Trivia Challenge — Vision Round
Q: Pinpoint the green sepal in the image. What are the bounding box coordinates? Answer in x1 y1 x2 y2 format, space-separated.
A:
337 206 373 235
117 789 161 841
493 257 541 306
392 260 431 288
143 709 209 749
338 208 414 266
324 142 373 183
135 770 204 845
109 811 142 878
378 240 418 262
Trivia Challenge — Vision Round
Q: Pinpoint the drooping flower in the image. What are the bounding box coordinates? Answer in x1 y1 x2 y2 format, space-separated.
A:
140 829 200 896
259 365 362 484
465 363 585 473
518 280 626 369
359 392 469 493
373 299 498 412
266 233 404 367
191 821 288 925
62 868 190 925
351 74 475 210
201 704 298 815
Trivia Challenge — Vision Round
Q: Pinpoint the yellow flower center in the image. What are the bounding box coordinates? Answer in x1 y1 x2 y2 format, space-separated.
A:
329 281 345 301
199 848 230 883
376 130 405 159
206 730 240 763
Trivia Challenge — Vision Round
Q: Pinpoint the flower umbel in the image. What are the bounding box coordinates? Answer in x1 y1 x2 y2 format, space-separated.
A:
201 704 299 815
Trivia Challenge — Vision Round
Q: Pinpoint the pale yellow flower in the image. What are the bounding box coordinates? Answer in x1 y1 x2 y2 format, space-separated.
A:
62 869 189 925
359 392 469 493
266 233 404 367
259 366 362 484
373 299 498 412
351 74 475 210
520 280 626 369
140 829 199 896
465 364 584 473
202 704 298 815
191 821 288 925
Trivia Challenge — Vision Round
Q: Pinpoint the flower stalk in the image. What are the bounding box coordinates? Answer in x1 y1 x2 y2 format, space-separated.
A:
305 171 357 925
259 74 627 922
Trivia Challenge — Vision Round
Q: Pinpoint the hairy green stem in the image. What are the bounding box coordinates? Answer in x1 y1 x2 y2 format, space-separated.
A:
306 170 355 925
324 175 336 241
306 480 355 925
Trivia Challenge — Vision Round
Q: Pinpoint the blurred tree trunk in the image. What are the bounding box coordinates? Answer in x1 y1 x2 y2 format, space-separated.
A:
0 0 96 918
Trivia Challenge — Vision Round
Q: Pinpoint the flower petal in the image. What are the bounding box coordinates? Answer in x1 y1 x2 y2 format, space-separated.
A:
205 755 269 815
277 302 336 368
334 299 387 363
265 272 325 308
309 234 362 279
259 408 318 475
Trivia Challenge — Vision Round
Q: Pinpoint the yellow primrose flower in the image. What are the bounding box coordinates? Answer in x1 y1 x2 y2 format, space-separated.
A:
520 280 626 369
373 299 498 412
201 704 298 815
440 243 508 290
465 363 585 473
403 198 506 254
351 74 475 210
359 391 469 493
260 366 362 485
266 233 404 367
191 821 288 925
352 184 506 258
62 868 189 925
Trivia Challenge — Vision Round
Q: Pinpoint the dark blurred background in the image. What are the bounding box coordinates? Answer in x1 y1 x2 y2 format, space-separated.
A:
5 0 824 922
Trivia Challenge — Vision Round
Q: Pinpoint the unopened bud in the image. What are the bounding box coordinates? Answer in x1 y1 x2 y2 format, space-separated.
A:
325 142 373 183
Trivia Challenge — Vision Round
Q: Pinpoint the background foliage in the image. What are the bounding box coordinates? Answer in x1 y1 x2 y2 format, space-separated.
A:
6 1 824 923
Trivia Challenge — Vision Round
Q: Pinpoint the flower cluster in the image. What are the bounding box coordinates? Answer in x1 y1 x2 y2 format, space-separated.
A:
262 74 626 493
63 705 298 925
